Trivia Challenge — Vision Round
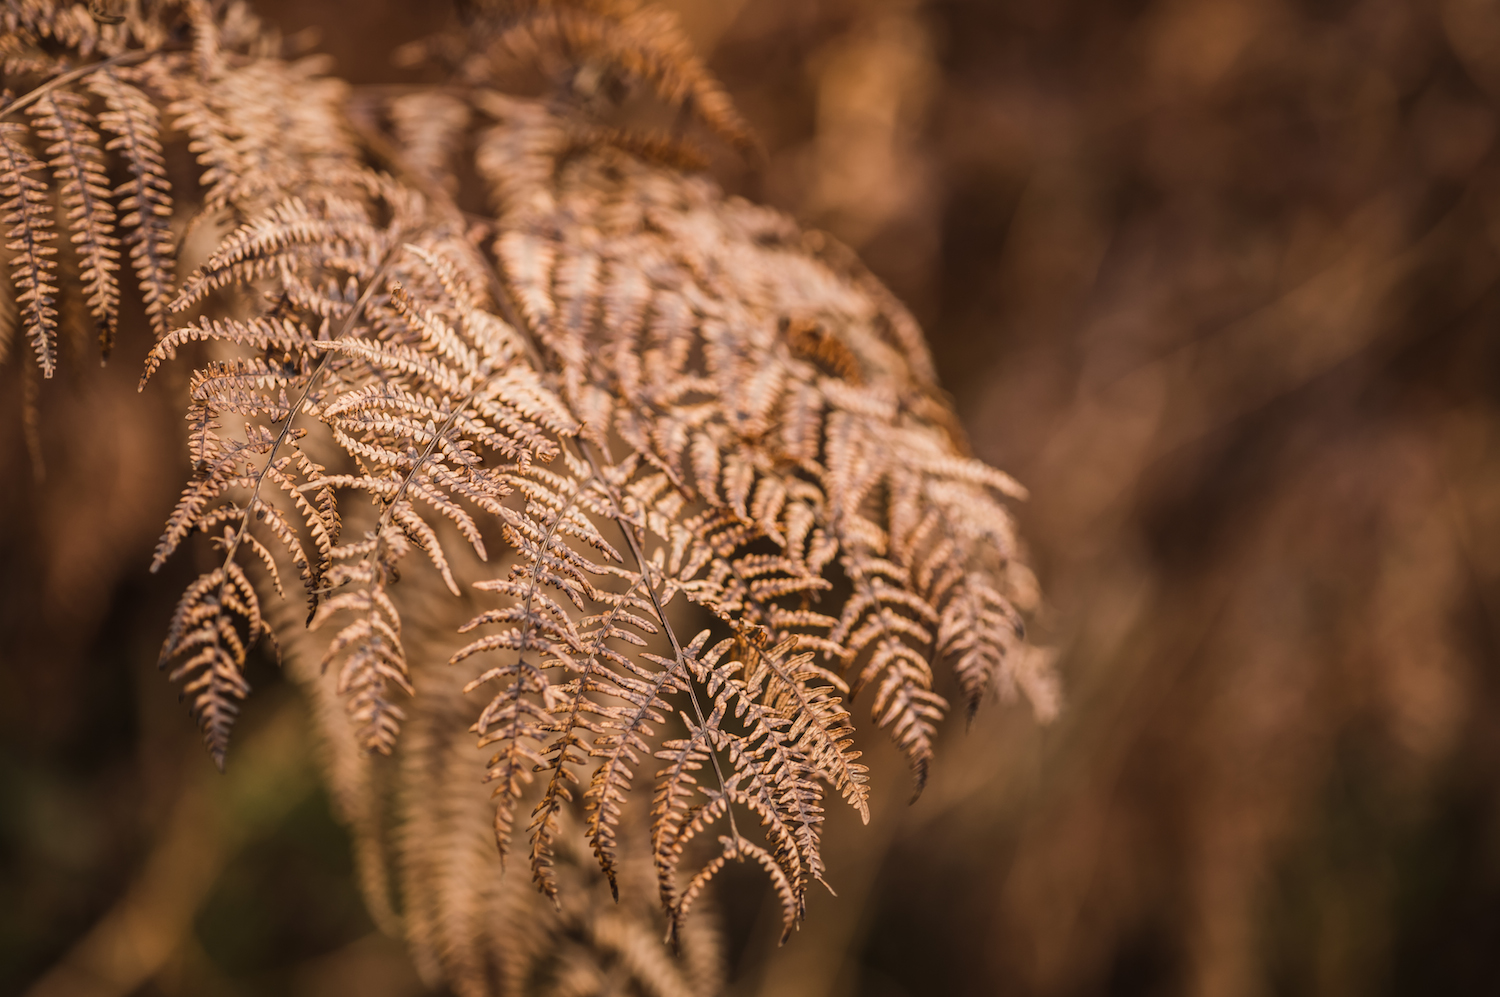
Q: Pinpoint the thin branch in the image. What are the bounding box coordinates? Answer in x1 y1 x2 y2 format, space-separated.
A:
570 434 743 846
0 49 161 122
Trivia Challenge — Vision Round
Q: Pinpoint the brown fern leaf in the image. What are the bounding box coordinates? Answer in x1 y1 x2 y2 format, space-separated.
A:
278 606 723 997
147 198 402 759
578 592 684 897
650 697 723 938
453 466 615 861
552 441 862 906
649 633 869 941
87 66 174 338
474 105 1045 795
0 8 225 376
311 527 414 753
149 417 320 578
154 210 568 757
151 417 331 763
18 3 1055 983
0 121 59 376
27 90 121 356
525 572 659 900
169 194 393 314
140 20 576 766
302 259 578 750
160 56 366 217
738 634 870 823
164 78 251 217
159 555 264 770
652 726 803 948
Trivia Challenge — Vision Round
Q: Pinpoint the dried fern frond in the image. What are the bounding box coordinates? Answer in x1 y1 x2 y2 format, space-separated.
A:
2 1 1053 987
86 67 175 338
132 43 420 756
472 103 1048 792
26 90 121 356
650 632 869 943
0 121 60 375
147 193 423 758
280 579 725 997
0 37 187 372
0 0 306 375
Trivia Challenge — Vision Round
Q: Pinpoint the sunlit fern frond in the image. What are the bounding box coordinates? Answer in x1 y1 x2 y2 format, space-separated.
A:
472 101 1048 793
2 2 1054 991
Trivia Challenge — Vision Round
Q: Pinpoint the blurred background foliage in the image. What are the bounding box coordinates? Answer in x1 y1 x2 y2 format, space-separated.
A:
6 0 1500 994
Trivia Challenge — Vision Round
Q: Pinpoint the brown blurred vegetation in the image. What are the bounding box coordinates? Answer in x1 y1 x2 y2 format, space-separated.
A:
6 0 1500 995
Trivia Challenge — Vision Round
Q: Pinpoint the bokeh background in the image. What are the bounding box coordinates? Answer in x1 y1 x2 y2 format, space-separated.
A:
6 0 1500 994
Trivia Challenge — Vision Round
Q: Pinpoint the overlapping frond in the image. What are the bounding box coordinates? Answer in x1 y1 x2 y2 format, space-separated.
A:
157 558 261 769
0 1 356 377
472 105 1048 793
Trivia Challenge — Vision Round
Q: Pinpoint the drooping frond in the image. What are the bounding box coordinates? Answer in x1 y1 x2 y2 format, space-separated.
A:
311 527 413 753
452 460 611 863
27 90 121 356
524 570 658 900
0 122 59 376
645 632 869 944
158 557 264 770
144 121 415 759
279 594 724 997
87 66 175 338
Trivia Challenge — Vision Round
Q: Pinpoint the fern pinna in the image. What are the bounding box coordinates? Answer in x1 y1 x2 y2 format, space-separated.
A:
1 0 1055 988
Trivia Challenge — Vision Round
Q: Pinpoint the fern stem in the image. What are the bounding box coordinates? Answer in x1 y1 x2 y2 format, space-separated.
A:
0 49 161 123
416 135 744 841
570 436 744 847
513 467 578 675
474 208 745 841
375 370 481 547
211 246 401 595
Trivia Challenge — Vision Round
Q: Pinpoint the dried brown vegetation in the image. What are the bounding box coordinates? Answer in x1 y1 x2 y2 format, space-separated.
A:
11 0 1500 995
1 2 1050 994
